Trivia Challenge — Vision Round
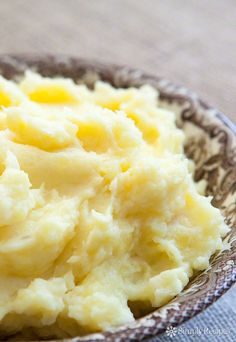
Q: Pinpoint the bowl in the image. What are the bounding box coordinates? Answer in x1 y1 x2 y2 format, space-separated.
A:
0 55 235 342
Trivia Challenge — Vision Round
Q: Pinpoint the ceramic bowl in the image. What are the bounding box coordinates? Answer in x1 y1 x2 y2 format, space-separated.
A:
0 55 235 342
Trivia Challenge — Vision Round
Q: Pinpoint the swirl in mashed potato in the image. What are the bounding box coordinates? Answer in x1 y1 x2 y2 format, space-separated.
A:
0 71 229 338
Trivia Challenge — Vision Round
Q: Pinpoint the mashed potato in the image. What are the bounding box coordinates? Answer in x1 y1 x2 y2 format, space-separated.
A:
0 71 229 338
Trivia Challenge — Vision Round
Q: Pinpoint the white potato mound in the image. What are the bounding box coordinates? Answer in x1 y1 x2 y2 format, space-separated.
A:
0 71 229 338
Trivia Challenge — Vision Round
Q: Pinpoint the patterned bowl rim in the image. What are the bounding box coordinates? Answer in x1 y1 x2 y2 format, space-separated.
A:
0 54 235 342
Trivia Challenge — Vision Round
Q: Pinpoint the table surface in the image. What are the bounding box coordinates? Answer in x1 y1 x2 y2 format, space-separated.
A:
0 1 235 341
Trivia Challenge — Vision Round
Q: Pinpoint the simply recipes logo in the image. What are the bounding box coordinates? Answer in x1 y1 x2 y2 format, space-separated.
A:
166 326 178 337
165 325 230 338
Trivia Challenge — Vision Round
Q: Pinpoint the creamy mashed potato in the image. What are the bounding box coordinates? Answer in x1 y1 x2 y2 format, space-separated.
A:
0 71 229 338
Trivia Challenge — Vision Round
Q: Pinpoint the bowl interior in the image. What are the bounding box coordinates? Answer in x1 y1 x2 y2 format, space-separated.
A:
0 55 235 342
